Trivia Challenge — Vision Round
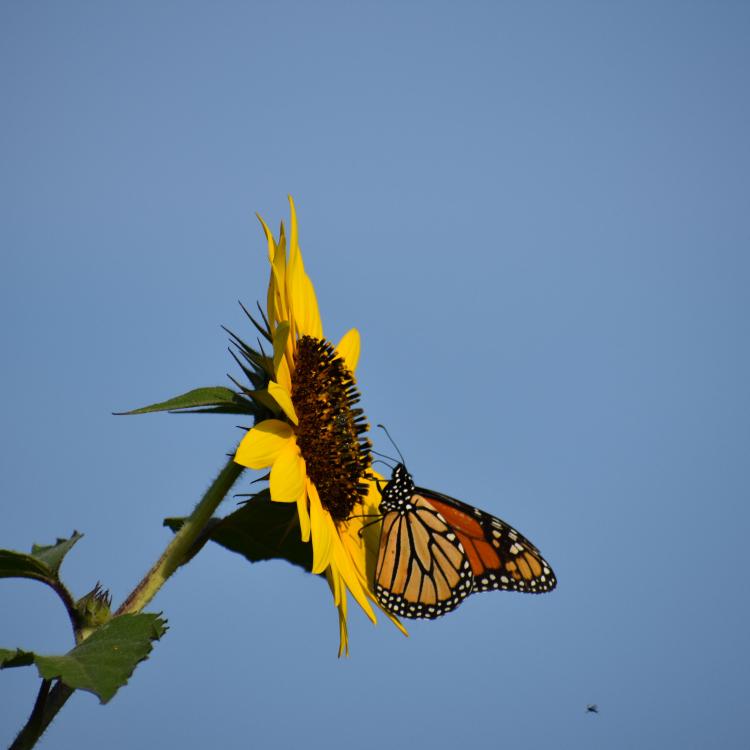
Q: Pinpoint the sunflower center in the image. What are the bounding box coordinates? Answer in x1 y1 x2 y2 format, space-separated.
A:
291 335 372 522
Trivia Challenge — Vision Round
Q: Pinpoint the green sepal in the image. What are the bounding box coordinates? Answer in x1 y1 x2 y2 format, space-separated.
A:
165 490 312 573
0 614 167 703
0 532 82 584
114 386 256 416
246 388 281 414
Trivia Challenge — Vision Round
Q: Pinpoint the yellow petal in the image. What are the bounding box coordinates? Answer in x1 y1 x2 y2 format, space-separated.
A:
297 483 311 542
325 570 349 657
336 586 349 657
331 537 376 623
271 322 292 393
269 440 305 503
341 515 378 583
272 321 289 368
258 215 288 330
268 380 298 425
270 228 288 327
326 566 341 607
296 272 323 339
336 328 361 373
288 195 299 266
278 221 286 254
276 352 292 394
256 213 275 264
234 420 293 469
308 481 334 574
285 201 323 339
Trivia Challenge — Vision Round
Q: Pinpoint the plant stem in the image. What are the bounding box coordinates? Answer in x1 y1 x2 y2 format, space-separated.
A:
10 680 51 750
116 455 244 614
11 453 244 750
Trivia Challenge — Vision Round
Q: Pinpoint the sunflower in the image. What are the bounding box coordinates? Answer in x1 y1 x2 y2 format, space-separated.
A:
234 197 405 654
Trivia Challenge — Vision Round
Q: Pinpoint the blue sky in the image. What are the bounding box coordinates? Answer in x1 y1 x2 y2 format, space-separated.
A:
2 2 749 748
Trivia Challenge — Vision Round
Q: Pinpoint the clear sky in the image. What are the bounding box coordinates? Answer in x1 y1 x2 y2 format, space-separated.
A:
2 2 749 748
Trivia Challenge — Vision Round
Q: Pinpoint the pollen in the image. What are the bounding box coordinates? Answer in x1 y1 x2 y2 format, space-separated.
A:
291 335 372 521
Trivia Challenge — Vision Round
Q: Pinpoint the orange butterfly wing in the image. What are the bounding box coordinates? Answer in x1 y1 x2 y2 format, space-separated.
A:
374 464 556 619
420 488 557 594
374 494 474 619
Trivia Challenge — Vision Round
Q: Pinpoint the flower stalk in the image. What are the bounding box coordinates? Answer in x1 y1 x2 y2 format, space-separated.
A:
116 455 244 615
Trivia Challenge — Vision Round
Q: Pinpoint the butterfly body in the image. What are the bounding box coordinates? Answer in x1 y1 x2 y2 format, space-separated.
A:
375 464 556 619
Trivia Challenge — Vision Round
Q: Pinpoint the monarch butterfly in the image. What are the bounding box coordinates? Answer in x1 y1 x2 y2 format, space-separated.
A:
374 463 556 619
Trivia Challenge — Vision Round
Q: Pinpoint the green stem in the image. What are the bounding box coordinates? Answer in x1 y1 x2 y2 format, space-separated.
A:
11 453 245 750
47 580 83 638
10 680 52 750
116 455 244 615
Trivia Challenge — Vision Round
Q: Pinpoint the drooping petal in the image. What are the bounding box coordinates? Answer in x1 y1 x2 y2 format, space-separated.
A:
297 479 311 543
326 564 342 607
325 569 349 657
331 535 376 623
269 440 305 503
234 420 293 469
336 328 361 373
336 583 349 657
268 380 298 425
308 481 334 574
339 526 409 638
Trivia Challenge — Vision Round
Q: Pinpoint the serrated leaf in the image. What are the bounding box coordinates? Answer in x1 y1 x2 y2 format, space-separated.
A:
0 532 82 583
115 386 255 416
0 550 53 582
0 648 35 668
31 532 83 576
165 495 312 572
33 613 167 703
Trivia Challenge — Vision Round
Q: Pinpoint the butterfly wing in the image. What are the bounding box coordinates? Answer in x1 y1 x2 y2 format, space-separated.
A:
416 487 557 594
375 494 474 619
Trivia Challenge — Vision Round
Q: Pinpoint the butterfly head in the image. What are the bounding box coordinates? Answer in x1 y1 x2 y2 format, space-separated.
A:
378 463 415 513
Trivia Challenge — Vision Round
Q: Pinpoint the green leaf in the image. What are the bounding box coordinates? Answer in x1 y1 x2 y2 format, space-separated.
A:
165 493 312 573
33 613 167 703
115 386 256 416
31 532 84 576
0 532 82 583
0 648 35 668
0 550 53 582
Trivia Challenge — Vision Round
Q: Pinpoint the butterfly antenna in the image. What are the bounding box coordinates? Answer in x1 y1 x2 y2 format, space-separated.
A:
377 424 406 466
372 453 397 469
